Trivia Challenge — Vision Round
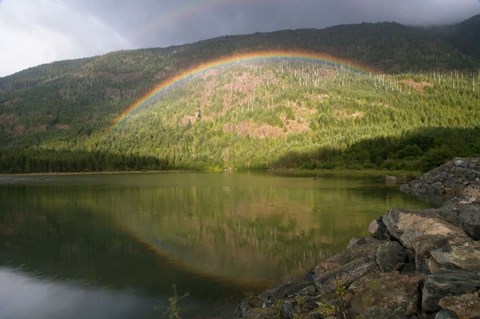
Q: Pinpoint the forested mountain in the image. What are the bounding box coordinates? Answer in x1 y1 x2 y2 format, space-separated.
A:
0 17 479 173
428 14 480 58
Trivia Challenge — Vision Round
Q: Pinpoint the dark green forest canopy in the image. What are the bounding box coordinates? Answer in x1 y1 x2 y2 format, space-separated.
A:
1 18 479 173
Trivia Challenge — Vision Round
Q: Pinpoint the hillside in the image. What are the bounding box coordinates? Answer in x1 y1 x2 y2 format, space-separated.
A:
1 18 480 173
106 61 480 171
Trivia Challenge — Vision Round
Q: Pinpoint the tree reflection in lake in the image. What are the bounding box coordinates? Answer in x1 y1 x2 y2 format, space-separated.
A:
0 172 430 318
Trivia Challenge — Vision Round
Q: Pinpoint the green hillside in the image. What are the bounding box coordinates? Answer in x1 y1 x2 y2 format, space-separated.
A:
1 18 480 173
101 59 479 169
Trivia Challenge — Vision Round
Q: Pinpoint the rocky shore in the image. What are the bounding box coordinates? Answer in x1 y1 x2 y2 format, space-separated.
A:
235 158 480 319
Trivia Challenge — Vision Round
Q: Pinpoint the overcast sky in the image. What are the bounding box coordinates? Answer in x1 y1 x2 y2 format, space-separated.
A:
1 0 480 77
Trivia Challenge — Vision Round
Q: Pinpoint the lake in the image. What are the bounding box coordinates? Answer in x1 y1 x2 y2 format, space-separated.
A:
0 172 431 319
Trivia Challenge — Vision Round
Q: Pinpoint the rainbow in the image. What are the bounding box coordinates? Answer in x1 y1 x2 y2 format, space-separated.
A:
111 50 376 129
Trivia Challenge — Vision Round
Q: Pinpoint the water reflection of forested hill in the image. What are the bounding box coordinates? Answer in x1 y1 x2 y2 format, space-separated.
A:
0 173 430 285
0 186 263 300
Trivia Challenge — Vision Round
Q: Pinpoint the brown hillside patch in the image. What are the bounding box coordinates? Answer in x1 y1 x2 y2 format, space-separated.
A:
192 69 278 118
0 113 21 136
285 119 311 133
307 94 330 102
12 124 27 137
180 113 201 126
223 71 276 94
109 72 144 83
284 102 318 116
400 79 433 92
55 124 71 130
224 118 311 138
333 110 364 120
103 87 122 101
35 125 47 132
0 113 17 124
224 121 285 138
221 71 277 114
198 78 219 113
372 102 391 108
200 69 219 79
2 97 23 108
0 113 53 137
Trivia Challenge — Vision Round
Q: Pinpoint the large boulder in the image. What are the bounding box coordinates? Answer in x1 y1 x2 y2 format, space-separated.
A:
422 271 480 312
383 209 468 250
424 202 480 241
382 208 478 273
348 272 424 319
439 291 480 319
430 240 480 272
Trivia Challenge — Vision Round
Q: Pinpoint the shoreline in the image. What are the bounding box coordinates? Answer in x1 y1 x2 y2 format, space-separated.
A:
235 158 480 319
0 169 190 177
0 168 419 178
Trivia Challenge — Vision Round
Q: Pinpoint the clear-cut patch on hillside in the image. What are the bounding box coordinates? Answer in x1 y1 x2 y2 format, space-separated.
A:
223 121 287 138
400 79 433 92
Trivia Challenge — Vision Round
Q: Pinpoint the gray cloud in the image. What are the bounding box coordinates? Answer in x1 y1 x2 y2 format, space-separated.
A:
1 0 479 76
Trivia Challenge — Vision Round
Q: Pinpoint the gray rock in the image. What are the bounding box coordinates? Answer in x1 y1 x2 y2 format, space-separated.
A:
423 202 480 241
327 237 381 265
464 184 480 199
238 306 281 319
385 175 398 183
400 157 480 200
458 204 480 240
383 209 467 250
433 182 444 193
346 237 379 251
454 159 464 167
314 257 378 294
314 261 341 278
430 240 480 272
435 309 459 319
299 285 317 297
303 312 322 319
376 240 410 272
282 300 294 319
426 203 461 225
414 254 430 275
421 271 480 312
260 277 314 300
234 297 264 318
401 261 418 274
399 183 412 193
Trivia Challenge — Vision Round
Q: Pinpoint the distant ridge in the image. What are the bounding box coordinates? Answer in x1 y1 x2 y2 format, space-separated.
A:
429 13 480 58
1 15 480 173
2 14 480 84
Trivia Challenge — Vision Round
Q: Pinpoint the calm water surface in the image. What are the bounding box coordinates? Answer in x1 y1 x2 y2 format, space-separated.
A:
0 172 431 318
